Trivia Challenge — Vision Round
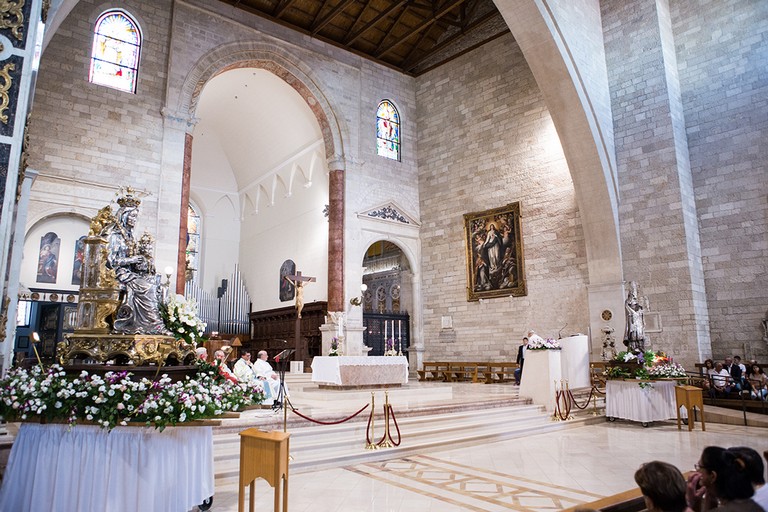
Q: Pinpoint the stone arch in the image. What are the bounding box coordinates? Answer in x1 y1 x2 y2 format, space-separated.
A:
176 42 346 170
493 0 622 287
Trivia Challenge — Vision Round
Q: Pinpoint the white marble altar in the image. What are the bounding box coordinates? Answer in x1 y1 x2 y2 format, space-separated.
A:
311 356 409 387
518 349 562 412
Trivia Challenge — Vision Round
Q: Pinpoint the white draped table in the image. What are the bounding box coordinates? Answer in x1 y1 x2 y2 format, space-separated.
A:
606 379 686 425
0 423 214 512
312 356 409 387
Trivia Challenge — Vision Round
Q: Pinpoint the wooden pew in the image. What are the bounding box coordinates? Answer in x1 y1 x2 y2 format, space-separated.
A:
486 362 518 383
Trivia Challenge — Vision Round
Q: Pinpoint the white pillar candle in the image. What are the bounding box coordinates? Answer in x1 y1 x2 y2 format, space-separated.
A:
398 320 402 340
384 321 387 340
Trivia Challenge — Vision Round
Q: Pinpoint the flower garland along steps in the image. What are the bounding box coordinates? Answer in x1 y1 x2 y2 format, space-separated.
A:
0 359 266 431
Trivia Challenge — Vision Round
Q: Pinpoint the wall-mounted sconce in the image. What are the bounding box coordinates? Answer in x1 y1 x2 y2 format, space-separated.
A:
349 283 368 307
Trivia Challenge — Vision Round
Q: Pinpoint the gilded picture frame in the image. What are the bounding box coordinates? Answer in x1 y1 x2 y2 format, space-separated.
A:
464 202 526 301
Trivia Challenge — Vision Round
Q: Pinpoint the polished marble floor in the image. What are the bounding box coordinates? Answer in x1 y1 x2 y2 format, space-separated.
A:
203 377 768 512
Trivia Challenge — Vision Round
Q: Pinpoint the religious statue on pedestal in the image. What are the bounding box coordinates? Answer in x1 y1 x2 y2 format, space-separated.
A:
106 192 169 335
623 281 645 353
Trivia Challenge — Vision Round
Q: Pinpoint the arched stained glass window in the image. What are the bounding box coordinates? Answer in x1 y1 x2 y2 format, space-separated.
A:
186 204 201 282
376 100 401 161
89 10 142 93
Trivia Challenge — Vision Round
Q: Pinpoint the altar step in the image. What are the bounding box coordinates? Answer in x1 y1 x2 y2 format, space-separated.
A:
210 402 594 482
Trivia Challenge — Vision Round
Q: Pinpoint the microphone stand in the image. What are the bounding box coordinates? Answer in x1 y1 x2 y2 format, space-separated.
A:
272 348 295 433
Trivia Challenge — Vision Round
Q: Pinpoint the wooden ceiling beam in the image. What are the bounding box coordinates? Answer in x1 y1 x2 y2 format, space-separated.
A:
373 5 414 55
343 1 408 46
376 0 467 59
311 0 357 35
404 8 497 71
401 22 436 65
347 0 374 35
273 0 297 19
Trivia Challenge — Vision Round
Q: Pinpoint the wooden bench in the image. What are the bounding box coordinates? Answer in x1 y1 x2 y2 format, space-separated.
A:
485 362 518 383
418 361 520 383
418 362 450 381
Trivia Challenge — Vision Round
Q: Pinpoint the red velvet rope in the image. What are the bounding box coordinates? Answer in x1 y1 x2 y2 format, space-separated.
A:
386 404 401 446
365 407 374 444
567 388 595 410
290 403 369 425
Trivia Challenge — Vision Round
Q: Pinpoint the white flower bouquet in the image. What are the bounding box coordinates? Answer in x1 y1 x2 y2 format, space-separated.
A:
527 338 562 351
160 293 207 345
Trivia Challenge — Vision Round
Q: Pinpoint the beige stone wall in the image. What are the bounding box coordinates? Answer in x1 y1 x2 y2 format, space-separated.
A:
671 0 768 361
415 34 590 360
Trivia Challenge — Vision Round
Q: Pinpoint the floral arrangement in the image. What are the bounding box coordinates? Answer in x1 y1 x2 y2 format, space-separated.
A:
526 338 562 351
0 359 265 431
605 350 687 384
329 337 341 357
160 293 207 345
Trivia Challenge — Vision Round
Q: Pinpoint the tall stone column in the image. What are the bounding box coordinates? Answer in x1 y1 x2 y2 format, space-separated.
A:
327 168 344 311
0 1 45 371
603 0 711 363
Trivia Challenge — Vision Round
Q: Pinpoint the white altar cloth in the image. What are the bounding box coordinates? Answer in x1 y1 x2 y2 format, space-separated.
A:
0 423 214 512
518 350 562 412
312 356 409 386
606 380 686 424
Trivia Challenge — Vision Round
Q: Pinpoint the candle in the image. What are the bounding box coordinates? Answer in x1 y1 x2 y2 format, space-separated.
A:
384 321 387 340
398 320 402 340
338 318 342 337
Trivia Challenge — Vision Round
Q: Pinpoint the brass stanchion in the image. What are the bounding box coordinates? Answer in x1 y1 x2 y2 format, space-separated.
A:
551 380 561 421
365 392 378 450
378 391 393 448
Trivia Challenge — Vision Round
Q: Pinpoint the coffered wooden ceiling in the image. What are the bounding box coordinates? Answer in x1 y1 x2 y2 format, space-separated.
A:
220 0 511 75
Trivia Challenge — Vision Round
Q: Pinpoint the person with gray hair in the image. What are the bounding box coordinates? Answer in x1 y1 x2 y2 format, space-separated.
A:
254 350 284 404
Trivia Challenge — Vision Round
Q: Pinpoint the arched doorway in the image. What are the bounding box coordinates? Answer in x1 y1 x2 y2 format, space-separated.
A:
360 241 411 358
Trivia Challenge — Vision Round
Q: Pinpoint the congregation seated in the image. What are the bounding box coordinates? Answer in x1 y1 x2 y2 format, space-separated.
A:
686 445 763 512
746 363 768 401
708 362 732 398
634 461 687 512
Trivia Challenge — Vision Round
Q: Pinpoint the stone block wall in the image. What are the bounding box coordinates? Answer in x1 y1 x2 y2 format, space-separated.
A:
416 34 590 360
27 0 173 232
671 0 768 360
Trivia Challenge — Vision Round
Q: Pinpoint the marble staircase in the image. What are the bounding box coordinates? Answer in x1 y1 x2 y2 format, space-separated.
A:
210 373 603 487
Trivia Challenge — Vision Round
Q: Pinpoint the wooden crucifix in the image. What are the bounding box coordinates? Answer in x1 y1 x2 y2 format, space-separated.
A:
283 270 316 362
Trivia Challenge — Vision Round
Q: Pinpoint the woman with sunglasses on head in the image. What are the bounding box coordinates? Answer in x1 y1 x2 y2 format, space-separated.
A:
686 446 763 512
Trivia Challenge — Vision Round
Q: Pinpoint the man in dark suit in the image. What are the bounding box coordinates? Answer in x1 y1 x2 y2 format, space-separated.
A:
514 337 528 385
725 356 743 392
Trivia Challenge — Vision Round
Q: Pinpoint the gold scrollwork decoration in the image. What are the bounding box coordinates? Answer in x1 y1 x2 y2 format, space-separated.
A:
0 62 15 124
0 0 25 41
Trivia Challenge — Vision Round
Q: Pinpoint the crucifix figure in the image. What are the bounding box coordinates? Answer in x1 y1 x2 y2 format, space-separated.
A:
283 270 316 363
283 271 316 318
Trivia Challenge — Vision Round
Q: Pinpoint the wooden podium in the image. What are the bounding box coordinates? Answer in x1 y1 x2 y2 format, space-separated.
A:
238 429 290 512
675 385 706 431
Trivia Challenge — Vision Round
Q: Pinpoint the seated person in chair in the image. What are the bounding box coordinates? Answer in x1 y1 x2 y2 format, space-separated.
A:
709 362 732 398
254 350 284 403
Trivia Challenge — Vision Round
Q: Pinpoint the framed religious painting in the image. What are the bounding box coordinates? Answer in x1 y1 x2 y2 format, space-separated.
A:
464 202 526 301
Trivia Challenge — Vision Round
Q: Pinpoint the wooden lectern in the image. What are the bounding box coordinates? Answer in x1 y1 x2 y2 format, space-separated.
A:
675 385 706 431
238 428 290 512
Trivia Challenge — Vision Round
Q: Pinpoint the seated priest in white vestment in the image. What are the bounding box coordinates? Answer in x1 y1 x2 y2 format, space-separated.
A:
233 352 255 382
254 350 284 402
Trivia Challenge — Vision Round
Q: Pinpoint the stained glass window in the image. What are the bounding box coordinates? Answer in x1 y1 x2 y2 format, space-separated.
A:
376 100 401 161
89 10 141 93
186 204 201 282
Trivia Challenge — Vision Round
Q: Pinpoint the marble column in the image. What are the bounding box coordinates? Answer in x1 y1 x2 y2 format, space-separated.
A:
176 133 193 294
327 168 344 312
